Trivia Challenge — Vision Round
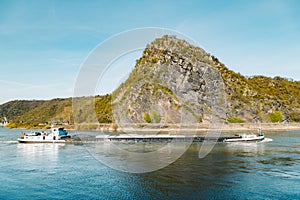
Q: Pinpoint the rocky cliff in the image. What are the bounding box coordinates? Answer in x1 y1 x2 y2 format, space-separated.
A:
112 35 300 125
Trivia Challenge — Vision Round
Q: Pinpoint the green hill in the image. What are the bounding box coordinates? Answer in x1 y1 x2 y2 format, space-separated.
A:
1 35 300 129
0 98 72 128
0 95 113 129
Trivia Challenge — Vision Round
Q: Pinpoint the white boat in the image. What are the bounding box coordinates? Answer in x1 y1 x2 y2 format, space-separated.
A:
223 129 265 142
17 127 70 143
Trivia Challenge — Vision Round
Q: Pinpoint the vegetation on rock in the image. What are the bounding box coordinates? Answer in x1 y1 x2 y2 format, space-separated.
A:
143 112 152 123
269 111 283 123
227 116 245 123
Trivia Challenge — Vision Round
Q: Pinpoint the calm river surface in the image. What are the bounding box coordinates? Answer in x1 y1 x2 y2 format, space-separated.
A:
0 128 299 199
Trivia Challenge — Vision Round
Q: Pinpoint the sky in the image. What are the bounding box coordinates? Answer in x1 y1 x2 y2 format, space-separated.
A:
0 0 299 104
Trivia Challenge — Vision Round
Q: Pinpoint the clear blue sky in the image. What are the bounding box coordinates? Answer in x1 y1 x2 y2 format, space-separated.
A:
0 0 299 104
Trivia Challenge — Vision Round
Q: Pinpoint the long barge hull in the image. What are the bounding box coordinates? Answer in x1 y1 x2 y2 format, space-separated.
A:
17 138 66 143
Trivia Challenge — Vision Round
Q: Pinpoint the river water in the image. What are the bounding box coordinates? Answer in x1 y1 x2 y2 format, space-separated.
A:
0 128 299 199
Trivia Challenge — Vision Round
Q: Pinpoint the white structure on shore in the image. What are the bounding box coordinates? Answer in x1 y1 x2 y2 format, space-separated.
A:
0 117 8 127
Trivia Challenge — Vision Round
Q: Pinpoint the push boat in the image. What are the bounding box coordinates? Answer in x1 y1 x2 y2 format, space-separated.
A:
17 127 70 143
223 128 265 143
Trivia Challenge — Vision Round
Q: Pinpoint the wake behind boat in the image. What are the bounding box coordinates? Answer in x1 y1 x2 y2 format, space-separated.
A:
18 127 70 143
223 128 265 143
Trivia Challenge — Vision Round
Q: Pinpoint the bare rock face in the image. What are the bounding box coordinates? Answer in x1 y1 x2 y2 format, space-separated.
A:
111 35 300 126
112 36 226 127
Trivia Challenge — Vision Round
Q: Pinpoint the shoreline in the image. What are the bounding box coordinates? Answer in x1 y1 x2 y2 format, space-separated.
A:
75 122 300 133
4 122 300 133
217 123 300 132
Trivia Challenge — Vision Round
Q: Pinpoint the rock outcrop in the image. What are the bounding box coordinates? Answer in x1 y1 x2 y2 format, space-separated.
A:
112 36 226 127
112 35 300 125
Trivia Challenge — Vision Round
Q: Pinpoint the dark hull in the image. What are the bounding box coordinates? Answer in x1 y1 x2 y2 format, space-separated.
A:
224 136 265 142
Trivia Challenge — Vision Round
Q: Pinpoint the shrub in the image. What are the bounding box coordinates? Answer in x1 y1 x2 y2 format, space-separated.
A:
6 123 18 128
196 116 203 122
269 111 283 123
290 112 300 122
110 123 118 131
143 112 152 123
227 116 245 123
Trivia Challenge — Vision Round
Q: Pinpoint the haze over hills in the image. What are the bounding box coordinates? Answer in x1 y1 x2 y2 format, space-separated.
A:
1 36 300 129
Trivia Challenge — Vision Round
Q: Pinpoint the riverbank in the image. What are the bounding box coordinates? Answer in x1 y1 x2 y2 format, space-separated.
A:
76 122 300 133
4 122 300 133
220 122 300 132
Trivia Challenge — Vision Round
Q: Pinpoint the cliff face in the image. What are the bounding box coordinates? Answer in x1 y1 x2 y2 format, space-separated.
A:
112 35 300 124
112 36 225 126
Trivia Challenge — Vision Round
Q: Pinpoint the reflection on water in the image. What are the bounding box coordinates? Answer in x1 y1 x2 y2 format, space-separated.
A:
224 141 266 156
134 140 300 199
16 143 66 175
258 157 300 166
17 143 64 162
88 141 192 173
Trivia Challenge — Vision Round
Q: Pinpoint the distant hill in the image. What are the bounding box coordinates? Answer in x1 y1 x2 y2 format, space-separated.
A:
0 98 73 128
215 60 300 123
1 36 300 129
0 95 112 129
